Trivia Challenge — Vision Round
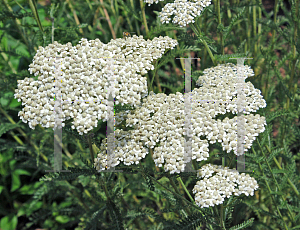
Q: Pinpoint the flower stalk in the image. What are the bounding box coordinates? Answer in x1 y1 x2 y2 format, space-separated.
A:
177 176 195 204
140 0 149 37
190 23 216 66
216 0 224 62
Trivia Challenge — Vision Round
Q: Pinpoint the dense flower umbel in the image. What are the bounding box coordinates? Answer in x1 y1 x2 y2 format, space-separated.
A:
195 63 267 153
145 0 212 27
14 36 178 135
193 164 259 208
94 63 266 173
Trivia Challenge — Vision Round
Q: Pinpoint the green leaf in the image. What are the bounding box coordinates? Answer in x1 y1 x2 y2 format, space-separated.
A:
166 212 205 230
9 98 22 108
55 215 70 224
11 172 21 192
0 214 18 230
214 53 250 62
272 169 286 174
28 0 44 33
181 45 201 52
14 169 31 176
18 201 43 217
0 185 4 194
229 218 254 230
270 191 285 196
0 97 10 107
78 174 90 187
217 23 225 33
223 7 246 40
0 122 21 138
10 165 30 193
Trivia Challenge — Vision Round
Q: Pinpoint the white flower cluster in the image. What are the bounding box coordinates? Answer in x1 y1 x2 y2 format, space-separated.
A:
14 36 178 135
148 0 212 27
193 164 259 208
94 129 149 171
94 64 266 173
144 0 165 6
195 63 267 152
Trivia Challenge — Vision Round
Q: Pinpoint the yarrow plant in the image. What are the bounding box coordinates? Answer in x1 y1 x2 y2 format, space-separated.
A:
8 0 300 228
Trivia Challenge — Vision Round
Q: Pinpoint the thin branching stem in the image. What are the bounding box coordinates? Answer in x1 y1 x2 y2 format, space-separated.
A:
189 23 216 66
257 141 295 224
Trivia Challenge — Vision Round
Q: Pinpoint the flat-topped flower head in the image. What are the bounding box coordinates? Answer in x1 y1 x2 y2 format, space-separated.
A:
14 36 178 135
117 64 266 173
145 0 212 27
195 63 267 154
193 164 259 208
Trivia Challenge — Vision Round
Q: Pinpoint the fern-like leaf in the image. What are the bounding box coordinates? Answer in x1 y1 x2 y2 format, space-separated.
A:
229 218 254 230
0 121 22 137
107 200 124 230
223 7 246 40
214 53 250 62
164 212 205 230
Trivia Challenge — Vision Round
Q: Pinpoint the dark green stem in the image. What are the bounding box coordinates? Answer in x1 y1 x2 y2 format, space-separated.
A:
87 135 94 164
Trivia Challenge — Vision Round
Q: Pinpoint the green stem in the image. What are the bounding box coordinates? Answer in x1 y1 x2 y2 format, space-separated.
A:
192 159 198 171
177 177 195 204
172 31 186 72
265 144 300 200
169 177 192 216
216 0 224 64
87 135 94 164
154 61 162 92
132 166 206 214
228 153 235 168
203 10 208 69
95 175 111 202
67 188 90 211
252 146 289 230
271 0 279 51
140 0 149 37
220 204 226 229
236 0 242 45
253 5 257 57
287 0 299 109
246 1 251 65
190 23 216 66
257 141 295 224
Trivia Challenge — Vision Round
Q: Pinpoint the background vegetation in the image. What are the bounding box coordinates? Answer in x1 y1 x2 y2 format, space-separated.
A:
0 0 299 229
